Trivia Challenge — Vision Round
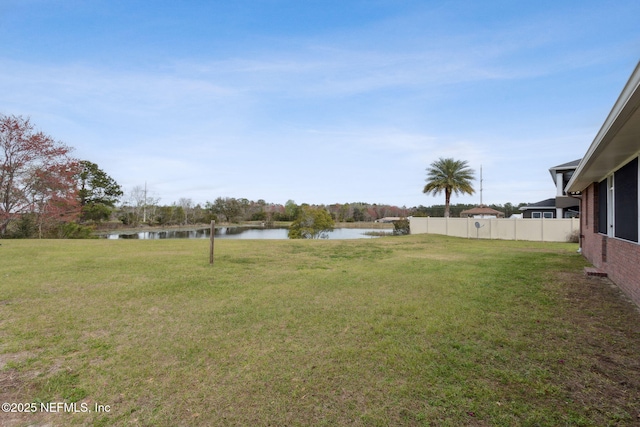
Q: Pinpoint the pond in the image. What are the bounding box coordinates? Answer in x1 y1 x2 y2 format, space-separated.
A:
99 227 391 240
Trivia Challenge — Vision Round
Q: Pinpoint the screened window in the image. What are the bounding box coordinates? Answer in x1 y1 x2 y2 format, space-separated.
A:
532 212 541 219
543 212 554 218
614 158 638 242
597 179 608 234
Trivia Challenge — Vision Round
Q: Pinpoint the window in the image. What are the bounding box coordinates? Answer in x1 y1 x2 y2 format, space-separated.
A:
531 211 553 218
598 157 639 242
584 186 589 227
614 158 638 242
597 179 608 234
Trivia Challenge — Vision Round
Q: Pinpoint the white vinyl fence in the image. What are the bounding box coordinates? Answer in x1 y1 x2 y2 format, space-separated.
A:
409 217 579 242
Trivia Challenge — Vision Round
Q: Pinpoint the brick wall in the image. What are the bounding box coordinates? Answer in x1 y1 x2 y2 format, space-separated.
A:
607 238 640 305
581 183 640 306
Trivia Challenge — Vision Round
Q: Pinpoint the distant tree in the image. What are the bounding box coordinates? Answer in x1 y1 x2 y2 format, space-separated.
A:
30 159 81 237
244 199 266 222
288 205 335 239
251 211 267 221
0 114 80 237
423 158 475 218
237 198 252 221
155 205 178 225
192 204 214 224
173 204 186 225
284 199 298 221
365 207 377 221
76 160 122 222
339 203 351 222
265 203 285 222
352 206 365 222
120 185 159 225
208 197 242 223
177 197 193 225
496 202 512 218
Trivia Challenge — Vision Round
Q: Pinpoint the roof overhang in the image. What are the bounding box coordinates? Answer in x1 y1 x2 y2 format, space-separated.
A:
519 206 555 211
548 159 580 182
566 62 640 193
460 208 503 215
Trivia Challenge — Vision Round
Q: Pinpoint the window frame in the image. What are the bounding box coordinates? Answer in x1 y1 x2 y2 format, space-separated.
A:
613 157 638 242
597 156 640 243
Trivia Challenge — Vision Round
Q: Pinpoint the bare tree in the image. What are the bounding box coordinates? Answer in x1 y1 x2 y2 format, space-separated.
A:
177 197 194 225
123 185 160 225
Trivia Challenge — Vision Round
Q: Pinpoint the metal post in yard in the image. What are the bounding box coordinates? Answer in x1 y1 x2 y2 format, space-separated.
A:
209 220 215 265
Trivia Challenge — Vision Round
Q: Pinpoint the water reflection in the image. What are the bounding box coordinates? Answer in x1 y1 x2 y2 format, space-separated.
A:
102 227 389 240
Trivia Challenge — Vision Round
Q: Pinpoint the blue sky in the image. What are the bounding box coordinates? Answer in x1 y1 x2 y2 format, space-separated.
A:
1 0 639 207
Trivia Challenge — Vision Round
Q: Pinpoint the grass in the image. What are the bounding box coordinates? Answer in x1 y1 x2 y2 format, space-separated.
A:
1 235 639 426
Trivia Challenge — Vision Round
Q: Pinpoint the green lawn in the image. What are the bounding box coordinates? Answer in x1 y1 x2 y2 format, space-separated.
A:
1 235 639 426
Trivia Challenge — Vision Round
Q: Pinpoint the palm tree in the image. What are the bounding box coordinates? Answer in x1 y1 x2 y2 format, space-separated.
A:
423 158 475 217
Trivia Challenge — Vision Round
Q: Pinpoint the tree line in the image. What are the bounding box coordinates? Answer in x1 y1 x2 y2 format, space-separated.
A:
115 198 527 228
0 114 527 239
116 197 417 228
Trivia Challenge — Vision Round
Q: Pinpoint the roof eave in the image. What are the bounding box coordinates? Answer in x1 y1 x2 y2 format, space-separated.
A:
548 159 581 181
567 61 640 192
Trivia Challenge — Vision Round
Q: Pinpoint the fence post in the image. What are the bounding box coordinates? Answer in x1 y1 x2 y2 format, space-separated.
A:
209 220 215 265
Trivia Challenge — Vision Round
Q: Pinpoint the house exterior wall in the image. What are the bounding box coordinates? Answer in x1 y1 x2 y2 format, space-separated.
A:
580 182 640 306
522 208 555 219
567 62 640 308
556 196 579 209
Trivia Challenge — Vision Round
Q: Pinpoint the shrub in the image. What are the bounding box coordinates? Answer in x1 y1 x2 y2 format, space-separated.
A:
392 219 410 236
288 206 335 239
52 222 95 239
567 229 580 243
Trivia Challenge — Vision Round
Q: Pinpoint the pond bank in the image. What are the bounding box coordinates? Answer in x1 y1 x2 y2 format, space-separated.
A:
95 222 394 240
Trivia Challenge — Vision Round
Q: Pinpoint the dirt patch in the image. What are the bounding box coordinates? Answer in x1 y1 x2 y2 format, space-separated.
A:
0 351 37 371
0 367 46 427
552 270 640 424
0 350 61 427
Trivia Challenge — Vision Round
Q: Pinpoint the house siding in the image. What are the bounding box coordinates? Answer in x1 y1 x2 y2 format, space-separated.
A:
522 209 555 219
580 182 640 306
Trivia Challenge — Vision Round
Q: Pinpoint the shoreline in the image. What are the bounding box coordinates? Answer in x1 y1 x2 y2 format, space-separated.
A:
93 221 393 236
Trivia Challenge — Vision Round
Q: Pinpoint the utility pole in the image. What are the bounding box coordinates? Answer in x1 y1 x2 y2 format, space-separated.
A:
143 181 147 223
480 165 483 206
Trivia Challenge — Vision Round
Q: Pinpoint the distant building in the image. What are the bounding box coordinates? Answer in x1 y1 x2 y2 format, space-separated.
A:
375 217 402 223
519 198 556 219
520 159 581 218
459 205 505 218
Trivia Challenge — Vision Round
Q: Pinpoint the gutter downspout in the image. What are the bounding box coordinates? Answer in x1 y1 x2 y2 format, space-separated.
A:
568 192 583 253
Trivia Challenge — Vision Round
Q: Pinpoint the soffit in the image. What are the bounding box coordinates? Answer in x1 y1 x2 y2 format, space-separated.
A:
567 62 640 192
